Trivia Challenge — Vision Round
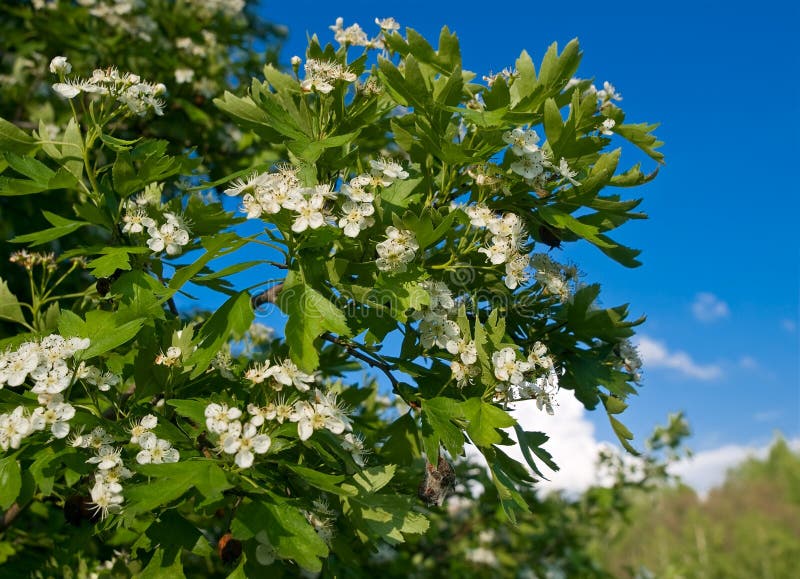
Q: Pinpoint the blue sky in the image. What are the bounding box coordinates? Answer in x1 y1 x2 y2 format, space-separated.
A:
188 0 798 479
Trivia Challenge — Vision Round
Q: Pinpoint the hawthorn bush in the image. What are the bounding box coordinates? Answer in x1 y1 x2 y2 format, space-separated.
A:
0 14 663 577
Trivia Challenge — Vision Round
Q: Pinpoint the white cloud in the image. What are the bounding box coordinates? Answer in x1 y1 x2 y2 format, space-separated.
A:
738 355 758 370
691 292 730 322
466 390 609 496
465 392 798 501
635 335 723 380
670 438 800 498
781 318 797 333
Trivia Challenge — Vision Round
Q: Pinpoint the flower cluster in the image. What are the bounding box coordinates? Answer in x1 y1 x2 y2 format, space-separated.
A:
376 227 419 273
300 59 357 94
204 403 271 468
466 204 530 290
504 126 578 188
87 444 131 520
531 253 580 302
492 341 559 412
129 414 180 465
51 59 166 116
245 357 316 392
122 197 192 256
9 250 57 271
225 158 410 242
0 334 89 394
329 17 400 50
0 398 67 452
242 359 363 461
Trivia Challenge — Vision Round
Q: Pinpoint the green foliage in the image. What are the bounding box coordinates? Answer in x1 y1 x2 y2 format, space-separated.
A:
0 13 666 576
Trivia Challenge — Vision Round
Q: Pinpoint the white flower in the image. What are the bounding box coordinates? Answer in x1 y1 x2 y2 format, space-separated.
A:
492 347 531 385
174 68 195 84
89 480 124 520
330 17 370 47
52 82 81 99
255 531 277 566
478 237 514 265
597 81 622 102
451 360 479 388
341 432 367 467
270 359 315 392
204 403 243 434
129 414 157 444
30 397 75 439
422 280 455 313
601 118 616 135
221 422 271 468
0 407 31 450
557 158 580 185
527 341 554 370
122 208 156 234
244 361 277 384
465 203 495 228
290 196 326 233
502 127 540 156
419 312 460 350
246 404 270 427
375 17 400 31
290 399 346 441
376 227 418 273
87 445 123 470
369 158 409 181
0 347 40 387
446 338 478 365
147 221 190 255
49 56 72 75
504 253 530 290
136 435 179 464
511 153 545 180
338 201 375 238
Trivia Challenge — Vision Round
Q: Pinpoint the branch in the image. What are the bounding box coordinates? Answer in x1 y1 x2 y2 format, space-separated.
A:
250 282 283 309
320 332 419 410
0 503 22 532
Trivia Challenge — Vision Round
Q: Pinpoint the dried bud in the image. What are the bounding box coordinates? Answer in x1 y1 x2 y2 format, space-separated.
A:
217 533 242 564
418 454 456 507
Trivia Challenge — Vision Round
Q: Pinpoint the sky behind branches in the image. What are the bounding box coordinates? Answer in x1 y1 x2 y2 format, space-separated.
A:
219 0 799 490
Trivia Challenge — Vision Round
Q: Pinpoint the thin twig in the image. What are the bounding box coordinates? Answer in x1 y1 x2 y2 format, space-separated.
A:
320 332 419 410
250 282 284 309
1 503 22 532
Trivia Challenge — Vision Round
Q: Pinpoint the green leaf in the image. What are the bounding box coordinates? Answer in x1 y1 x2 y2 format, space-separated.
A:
126 461 232 516
86 246 147 278
187 292 253 379
57 309 145 358
380 177 423 209
509 50 537 107
341 491 429 544
166 233 247 296
2 152 55 184
10 211 88 246
421 397 465 460
513 426 559 479
609 415 639 455
232 498 329 572
0 456 22 509
462 398 516 447
167 399 208 426
285 465 356 496
278 272 351 372
0 117 37 155
352 465 396 493
0 278 26 325
138 548 185 579
60 118 84 181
